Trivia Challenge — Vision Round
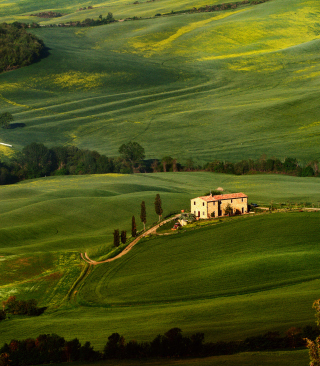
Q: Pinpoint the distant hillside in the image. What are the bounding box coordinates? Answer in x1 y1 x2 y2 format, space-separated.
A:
0 0 319 163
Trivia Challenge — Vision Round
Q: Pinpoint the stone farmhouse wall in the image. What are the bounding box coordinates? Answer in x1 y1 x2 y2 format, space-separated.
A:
191 193 248 219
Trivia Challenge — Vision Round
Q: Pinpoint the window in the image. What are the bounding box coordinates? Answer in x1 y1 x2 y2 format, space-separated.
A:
194 201 196 205
242 207 244 213
231 199 233 203
203 202 205 206
203 212 205 216
242 198 243 202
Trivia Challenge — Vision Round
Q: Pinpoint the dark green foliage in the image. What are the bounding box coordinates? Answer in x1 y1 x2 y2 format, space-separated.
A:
103 333 125 359
55 13 115 28
205 156 316 177
154 193 163 221
113 229 120 247
30 11 62 18
119 142 145 173
131 216 137 237
0 310 6 321
19 142 54 179
0 325 316 365
224 203 233 216
0 334 100 365
0 22 44 73
120 230 127 244
140 201 146 230
0 112 13 129
1 141 319 186
2 296 44 316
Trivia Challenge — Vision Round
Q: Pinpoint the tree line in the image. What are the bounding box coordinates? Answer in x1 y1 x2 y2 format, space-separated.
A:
0 23 45 73
0 141 318 186
0 325 318 366
43 13 115 28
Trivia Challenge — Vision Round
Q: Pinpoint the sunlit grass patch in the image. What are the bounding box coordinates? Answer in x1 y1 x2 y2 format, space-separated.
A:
128 10 247 56
0 145 15 159
53 71 105 90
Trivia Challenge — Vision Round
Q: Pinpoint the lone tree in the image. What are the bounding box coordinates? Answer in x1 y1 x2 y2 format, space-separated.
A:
120 230 127 245
113 229 120 247
140 201 146 231
131 216 137 237
224 203 233 216
154 193 163 222
118 141 145 173
0 112 13 129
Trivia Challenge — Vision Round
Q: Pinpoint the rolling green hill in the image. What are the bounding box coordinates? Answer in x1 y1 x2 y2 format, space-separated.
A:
0 0 320 163
0 172 319 360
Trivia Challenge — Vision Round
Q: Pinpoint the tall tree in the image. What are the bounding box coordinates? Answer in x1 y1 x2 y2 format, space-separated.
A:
131 216 137 237
118 142 145 173
113 229 120 247
0 112 13 129
120 230 127 244
154 194 163 222
140 201 146 231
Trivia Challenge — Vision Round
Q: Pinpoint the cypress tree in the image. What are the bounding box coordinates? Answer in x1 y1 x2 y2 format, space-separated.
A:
121 230 127 244
131 216 137 237
140 201 146 231
113 229 120 247
154 194 163 222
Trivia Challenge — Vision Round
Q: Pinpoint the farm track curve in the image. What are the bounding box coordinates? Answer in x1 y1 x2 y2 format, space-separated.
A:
81 214 179 265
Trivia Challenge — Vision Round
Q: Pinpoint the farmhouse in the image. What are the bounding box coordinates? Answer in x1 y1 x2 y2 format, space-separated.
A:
191 192 248 219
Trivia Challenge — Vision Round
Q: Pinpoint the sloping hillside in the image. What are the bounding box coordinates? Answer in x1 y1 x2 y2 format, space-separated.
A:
0 0 319 163
0 172 320 351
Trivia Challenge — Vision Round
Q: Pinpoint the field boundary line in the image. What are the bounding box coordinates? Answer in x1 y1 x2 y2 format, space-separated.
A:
81 214 179 265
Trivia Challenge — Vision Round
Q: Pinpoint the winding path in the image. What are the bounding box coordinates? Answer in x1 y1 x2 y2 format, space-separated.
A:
81 215 179 265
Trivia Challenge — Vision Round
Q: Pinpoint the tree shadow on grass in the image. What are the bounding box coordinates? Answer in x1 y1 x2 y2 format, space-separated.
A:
9 123 26 129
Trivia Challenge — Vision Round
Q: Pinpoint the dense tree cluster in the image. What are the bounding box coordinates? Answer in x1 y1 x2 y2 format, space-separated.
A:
30 11 62 18
205 156 317 177
1 296 45 317
0 23 44 73
46 13 116 28
190 0 250 12
8 143 127 181
167 0 270 16
0 334 99 366
0 325 317 366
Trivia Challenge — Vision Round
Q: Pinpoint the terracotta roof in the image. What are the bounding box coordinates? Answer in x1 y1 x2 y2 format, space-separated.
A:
198 193 247 202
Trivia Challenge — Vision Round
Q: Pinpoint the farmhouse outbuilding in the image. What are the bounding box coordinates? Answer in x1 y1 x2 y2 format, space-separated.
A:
191 192 248 219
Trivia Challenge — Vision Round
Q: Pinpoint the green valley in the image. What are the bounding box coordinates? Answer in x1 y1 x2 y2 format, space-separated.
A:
1 0 320 365
0 172 319 361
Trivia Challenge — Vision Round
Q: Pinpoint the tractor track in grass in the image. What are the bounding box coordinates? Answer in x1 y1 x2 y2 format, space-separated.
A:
68 261 93 302
81 214 179 266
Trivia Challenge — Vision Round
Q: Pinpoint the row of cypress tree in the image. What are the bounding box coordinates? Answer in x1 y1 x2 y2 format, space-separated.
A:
113 195 163 247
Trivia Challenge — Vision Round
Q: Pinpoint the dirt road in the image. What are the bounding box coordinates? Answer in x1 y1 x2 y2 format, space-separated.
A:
81 215 179 265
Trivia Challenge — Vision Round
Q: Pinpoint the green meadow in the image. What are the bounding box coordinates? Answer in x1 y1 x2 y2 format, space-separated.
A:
0 172 319 366
0 0 320 163
1 0 320 364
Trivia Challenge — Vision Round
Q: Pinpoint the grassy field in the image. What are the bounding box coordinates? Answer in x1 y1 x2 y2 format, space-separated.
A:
0 172 319 363
0 0 320 163
50 350 309 366
1 1 320 364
